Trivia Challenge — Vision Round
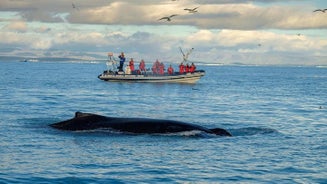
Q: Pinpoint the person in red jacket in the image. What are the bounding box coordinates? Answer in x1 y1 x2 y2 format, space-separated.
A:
190 62 196 73
179 63 185 74
159 62 165 75
185 64 190 73
167 65 174 75
129 58 135 72
139 59 146 72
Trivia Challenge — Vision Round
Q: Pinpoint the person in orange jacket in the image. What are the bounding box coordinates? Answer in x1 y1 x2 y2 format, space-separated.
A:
190 62 196 73
129 58 135 72
185 64 190 73
179 63 185 74
159 62 165 75
167 65 174 75
139 59 146 72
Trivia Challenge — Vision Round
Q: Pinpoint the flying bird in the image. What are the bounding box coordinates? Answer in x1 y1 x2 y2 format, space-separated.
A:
184 7 199 13
72 3 79 10
313 9 327 13
158 14 178 21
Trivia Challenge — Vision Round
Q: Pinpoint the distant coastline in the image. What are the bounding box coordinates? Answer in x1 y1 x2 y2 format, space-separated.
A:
0 55 326 68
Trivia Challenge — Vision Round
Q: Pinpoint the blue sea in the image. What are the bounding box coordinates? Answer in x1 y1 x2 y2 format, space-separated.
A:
0 60 326 183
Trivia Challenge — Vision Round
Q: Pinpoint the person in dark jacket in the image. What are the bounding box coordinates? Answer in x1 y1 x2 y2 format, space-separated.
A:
118 52 126 71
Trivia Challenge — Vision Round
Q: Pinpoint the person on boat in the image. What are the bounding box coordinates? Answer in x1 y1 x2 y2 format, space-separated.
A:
118 52 126 71
159 62 165 75
152 62 157 74
155 60 161 74
125 65 131 74
139 59 146 72
179 63 185 74
185 64 190 73
152 59 160 74
129 58 135 72
167 65 174 75
190 62 196 73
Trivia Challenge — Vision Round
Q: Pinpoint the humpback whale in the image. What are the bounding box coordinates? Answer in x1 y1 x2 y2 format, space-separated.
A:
50 112 232 136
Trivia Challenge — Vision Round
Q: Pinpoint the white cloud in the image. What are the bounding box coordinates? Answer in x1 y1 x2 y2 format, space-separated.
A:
31 39 52 49
2 1 326 29
0 0 326 65
3 20 27 32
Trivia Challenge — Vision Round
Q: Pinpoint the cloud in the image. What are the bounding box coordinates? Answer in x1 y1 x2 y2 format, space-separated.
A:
1 23 325 65
65 2 327 29
181 4 327 29
182 29 327 65
3 20 27 32
0 0 326 65
0 31 53 49
186 29 327 52
35 26 51 33
1 1 326 29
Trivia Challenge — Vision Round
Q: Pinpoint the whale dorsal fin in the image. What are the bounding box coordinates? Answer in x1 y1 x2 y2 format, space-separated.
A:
75 111 84 118
75 111 98 118
75 111 93 118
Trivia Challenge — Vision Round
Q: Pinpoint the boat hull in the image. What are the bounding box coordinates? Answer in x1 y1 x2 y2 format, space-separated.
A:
98 70 205 83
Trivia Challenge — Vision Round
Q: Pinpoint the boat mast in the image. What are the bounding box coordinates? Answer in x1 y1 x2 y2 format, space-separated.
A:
106 52 117 72
179 47 194 63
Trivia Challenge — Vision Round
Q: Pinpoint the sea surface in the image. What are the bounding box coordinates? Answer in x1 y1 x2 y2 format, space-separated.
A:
0 60 326 183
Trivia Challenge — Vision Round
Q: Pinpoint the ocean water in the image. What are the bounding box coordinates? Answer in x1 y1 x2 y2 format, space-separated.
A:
0 60 326 183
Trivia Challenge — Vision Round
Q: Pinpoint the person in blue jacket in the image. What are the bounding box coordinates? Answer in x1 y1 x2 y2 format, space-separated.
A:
118 52 126 71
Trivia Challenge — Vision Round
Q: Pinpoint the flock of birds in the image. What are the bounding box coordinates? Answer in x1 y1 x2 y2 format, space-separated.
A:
158 7 199 22
72 1 198 22
71 1 326 21
158 7 326 22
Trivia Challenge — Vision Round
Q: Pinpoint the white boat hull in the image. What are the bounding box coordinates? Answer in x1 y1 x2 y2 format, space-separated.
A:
98 70 205 84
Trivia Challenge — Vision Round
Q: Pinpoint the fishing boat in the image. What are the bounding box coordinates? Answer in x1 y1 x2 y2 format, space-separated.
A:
98 70 205 83
98 48 205 84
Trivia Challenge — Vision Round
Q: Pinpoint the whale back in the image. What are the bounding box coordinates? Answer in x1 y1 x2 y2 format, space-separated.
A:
50 112 109 131
50 112 232 136
105 118 208 134
209 128 232 136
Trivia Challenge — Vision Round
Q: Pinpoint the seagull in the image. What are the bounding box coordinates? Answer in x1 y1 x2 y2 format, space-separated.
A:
158 14 178 21
184 7 199 13
72 3 79 11
313 9 327 13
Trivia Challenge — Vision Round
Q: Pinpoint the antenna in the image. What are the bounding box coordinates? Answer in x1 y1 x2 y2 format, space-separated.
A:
106 52 117 71
180 47 194 63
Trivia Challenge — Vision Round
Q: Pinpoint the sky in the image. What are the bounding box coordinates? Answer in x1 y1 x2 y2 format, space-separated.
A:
0 0 326 65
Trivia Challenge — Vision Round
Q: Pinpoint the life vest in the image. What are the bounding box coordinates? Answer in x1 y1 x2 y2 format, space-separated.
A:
139 61 145 71
159 63 165 75
152 64 157 74
168 66 174 75
185 64 190 73
179 64 185 74
190 64 196 72
129 60 135 71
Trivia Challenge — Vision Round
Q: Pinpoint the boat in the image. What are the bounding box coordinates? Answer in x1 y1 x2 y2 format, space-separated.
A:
98 70 205 83
19 58 39 62
97 48 205 83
